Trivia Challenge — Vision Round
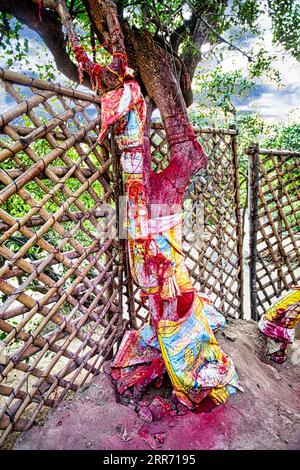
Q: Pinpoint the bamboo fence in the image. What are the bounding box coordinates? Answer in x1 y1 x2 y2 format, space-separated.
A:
0 69 123 443
248 145 300 320
0 68 246 443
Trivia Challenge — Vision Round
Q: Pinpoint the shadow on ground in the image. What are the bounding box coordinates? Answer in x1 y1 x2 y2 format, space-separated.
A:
14 320 300 450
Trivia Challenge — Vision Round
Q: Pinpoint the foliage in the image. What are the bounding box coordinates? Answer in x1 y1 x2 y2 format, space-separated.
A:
0 1 299 84
0 15 29 67
195 67 255 116
190 62 300 209
0 12 59 80
263 122 300 151
268 0 300 60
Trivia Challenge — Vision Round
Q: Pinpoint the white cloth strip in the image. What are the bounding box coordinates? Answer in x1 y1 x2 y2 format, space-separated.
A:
148 212 181 234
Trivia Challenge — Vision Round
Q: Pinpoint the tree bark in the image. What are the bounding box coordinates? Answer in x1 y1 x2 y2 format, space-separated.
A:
122 25 208 208
0 0 91 88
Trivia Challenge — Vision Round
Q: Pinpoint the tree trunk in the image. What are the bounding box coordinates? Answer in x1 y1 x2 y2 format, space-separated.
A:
80 1 207 204
60 0 207 324
123 26 208 208
1 0 240 407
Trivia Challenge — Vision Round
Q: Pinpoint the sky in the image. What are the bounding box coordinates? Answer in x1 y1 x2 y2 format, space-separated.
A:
215 10 300 122
0 6 300 123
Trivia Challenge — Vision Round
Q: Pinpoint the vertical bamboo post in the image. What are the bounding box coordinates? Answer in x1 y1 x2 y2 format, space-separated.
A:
121 185 137 329
110 127 125 344
217 227 225 310
248 143 260 321
212 125 225 308
110 127 137 332
277 152 284 293
125 246 137 328
230 124 244 318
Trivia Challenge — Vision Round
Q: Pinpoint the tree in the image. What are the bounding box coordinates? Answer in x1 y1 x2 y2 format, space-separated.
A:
0 0 299 400
1 1 299 193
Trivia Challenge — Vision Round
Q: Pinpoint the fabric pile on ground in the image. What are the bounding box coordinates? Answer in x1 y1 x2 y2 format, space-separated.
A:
258 288 300 363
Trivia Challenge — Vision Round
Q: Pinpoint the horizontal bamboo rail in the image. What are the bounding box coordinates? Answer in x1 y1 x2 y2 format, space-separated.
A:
0 68 101 104
151 122 239 136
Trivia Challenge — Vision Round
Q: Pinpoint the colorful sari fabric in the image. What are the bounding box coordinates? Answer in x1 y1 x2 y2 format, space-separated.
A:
258 289 300 363
111 292 240 406
99 80 146 143
94 54 240 407
157 292 240 407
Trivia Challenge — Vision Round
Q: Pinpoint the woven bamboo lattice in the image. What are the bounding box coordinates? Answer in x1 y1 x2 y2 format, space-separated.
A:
248 145 300 320
126 123 244 327
0 69 125 443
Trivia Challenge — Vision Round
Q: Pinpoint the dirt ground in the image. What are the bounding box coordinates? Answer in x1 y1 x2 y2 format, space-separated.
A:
12 319 300 450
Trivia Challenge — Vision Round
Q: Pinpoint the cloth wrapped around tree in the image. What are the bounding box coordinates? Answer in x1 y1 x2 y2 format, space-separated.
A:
97 59 241 409
258 287 300 363
65 21 241 409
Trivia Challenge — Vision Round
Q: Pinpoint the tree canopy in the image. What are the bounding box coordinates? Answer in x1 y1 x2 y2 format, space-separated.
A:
0 0 299 107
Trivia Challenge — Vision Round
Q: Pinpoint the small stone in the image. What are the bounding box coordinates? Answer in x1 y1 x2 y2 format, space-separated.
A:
272 368 282 381
138 406 153 423
149 398 165 420
138 400 150 408
154 433 166 444
116 424 122 434
265 363 282 381
284 439 288 444
151 397 164 407
86 440 93 448
128 400 136 411
139 430 157 449
169 410 177 416
122 429 132 442
222 330 237 341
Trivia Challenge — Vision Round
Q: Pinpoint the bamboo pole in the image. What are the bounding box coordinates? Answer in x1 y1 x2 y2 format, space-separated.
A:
0 119 101 202
257 148 300 157
151 122 239 136
2 166 97 181
0 89 55 130
0 67 101 104
248 143 260 321
0 208 107 232
110 126 124 346
230 124 244 319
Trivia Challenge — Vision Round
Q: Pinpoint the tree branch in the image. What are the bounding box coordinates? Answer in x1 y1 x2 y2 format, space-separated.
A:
30 0 58 9
82 0 125 54
198 14 253 62
0 0 91 88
